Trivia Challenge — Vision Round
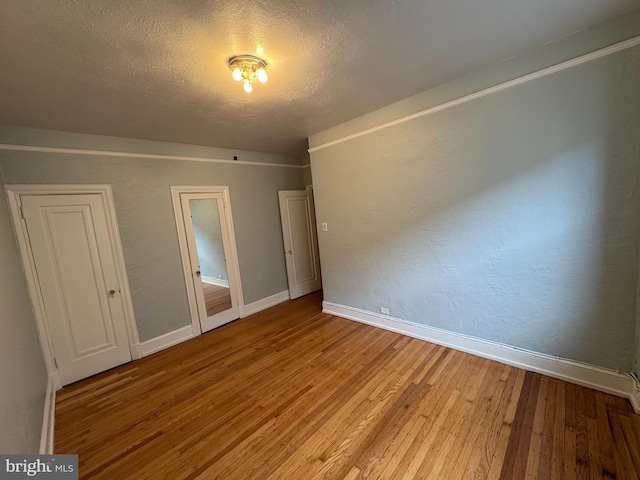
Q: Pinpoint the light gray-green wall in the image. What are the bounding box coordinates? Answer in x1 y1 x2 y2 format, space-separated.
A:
0 169 47 453
309 21 640 372
0 127 305 342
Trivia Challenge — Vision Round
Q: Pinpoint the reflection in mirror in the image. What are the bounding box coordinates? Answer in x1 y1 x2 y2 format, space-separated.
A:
190 198 232 317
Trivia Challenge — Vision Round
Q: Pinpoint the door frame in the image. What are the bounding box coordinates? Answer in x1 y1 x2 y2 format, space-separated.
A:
4 184 140 390
170 186 244 336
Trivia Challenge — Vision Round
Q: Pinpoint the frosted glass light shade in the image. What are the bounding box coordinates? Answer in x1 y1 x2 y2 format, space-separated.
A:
256 68 268 83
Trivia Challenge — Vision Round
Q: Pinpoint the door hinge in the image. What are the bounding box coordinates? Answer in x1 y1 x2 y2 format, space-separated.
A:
53 356 59 369
19 205 26 220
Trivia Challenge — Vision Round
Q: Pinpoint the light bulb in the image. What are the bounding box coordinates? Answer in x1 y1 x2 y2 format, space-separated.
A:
243 80 253 93
256 68 268 83
232 67 242 81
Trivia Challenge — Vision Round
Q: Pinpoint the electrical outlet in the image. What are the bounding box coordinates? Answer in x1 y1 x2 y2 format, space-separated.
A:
380 307 390 315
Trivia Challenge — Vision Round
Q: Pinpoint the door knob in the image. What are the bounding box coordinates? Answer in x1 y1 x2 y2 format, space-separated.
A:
288 250 293 255
196 270 201 276
108 289 116 297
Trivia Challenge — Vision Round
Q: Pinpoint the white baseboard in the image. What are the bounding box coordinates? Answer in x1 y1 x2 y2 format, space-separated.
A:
202 276 229 288
240 290 290 317
139 325 194 357
323 301 634 399
39 374 56 454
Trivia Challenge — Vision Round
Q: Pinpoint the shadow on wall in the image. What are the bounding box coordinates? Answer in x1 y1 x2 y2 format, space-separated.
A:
313 52 640 372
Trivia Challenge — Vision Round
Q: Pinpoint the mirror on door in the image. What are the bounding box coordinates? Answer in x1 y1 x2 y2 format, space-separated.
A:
189 198 232 317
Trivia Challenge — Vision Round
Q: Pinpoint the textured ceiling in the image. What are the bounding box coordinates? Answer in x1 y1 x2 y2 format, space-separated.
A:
0 1 638 157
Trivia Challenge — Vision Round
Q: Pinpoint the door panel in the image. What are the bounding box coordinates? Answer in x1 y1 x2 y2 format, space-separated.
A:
288 198 315 281
279 190 321 299
46 206 115 355
22 194 131 385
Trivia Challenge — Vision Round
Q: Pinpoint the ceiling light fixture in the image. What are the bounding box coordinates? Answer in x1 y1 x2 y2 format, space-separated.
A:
228 54 268 93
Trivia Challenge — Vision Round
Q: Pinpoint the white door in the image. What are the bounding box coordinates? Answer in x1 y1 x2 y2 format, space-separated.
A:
21 194 132 386
278 190 321 299
178 193 240 333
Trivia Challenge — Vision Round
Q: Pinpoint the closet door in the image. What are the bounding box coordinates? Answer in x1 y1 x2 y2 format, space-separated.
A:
21 194 132 385
278 190 321 299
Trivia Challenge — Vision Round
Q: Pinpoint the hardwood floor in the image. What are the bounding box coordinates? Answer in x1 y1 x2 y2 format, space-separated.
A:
55 292 640 479
201 282 232 316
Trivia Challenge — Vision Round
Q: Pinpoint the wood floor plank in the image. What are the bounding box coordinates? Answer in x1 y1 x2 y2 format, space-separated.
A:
394 351 472 478
608 403 639 479
524 375 549 479
424 364 492 479
308 360 424 480
575 385 592 479
54 292 640 479
536 377 557 479
484 369 526 480
551 378 566 480
458 365 516 479
387 350 468 479
236 341 416 479
260 338 432 480
498 370 535 480
421 356 497 479
352 345 445 478
427 359 504 479
404 353 482 478
564 382 578 480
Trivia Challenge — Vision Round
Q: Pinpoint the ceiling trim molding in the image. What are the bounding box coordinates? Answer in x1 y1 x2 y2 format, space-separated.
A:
308 35 640 154
0 144 305 169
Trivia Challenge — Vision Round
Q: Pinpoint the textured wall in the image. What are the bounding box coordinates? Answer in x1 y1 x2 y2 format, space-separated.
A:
0 128 305 342
0 170 48 453
309 45 640 372
191 198 227 281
